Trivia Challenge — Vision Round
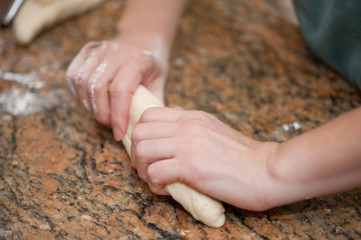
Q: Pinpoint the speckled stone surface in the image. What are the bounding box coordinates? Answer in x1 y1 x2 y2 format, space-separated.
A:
1 0 361 239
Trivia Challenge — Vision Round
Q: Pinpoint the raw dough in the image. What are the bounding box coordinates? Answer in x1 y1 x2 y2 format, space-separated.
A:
122 85 225 228
13 0 105 45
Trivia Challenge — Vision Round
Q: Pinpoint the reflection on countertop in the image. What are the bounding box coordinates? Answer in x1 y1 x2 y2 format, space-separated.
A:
0 0 360 239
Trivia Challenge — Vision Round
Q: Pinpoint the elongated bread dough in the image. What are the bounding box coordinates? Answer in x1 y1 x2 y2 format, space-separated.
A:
13 0 105 45
122 85 225 228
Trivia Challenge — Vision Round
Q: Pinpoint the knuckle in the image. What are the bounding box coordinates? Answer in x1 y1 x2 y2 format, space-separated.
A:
131 124 142 142
74 72 86 86
109 83 122 97
92 83 102 96
134 141 146 159
141 108 154 122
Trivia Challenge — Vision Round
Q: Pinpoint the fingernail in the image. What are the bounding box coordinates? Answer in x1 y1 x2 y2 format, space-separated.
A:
113 127 123 141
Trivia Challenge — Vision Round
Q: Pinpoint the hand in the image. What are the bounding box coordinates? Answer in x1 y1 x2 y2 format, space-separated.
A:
66 38 168 140
130 107 280 211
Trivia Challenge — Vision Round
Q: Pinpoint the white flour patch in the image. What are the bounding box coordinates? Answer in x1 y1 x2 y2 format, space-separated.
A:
0 88 40 115
90 85 96 112
0 69 45 89
0 229 12 238
0 88 74 115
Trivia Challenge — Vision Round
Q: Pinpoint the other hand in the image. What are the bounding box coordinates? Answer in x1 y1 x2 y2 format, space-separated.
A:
66 38 168 140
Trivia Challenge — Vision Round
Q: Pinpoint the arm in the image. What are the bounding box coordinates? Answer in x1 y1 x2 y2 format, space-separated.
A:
131 107 361 211
66 0 188 140
117 0 188 58
267 107 361 207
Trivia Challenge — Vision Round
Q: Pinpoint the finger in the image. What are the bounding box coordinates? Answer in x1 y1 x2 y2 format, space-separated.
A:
66 47 88 96
72 42 108 111
130 137 175 172
74 50 100 111
109 67 142 140
109 50 157 140
86 60 116 125
131 122 177 143
138 107 185 124
132 138 176 174
147 159 181 195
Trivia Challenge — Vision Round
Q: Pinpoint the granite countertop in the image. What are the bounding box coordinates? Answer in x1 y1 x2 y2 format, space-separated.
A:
1 0 360 239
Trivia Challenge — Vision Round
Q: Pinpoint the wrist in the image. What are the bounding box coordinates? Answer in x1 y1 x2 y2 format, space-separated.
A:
265 139 316 208
258 141 285 209
115 0 187 60
115 27 170 64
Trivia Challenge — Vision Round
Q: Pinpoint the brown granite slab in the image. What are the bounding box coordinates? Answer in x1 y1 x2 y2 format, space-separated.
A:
0 0 360 239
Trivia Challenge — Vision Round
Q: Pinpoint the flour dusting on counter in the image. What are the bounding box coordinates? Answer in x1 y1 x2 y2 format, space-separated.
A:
0 69 45 89
0 88 74 115
0 229 12 238
0 88 40 115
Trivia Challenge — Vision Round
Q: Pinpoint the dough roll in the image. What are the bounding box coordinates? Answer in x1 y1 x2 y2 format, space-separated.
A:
122 85 225 228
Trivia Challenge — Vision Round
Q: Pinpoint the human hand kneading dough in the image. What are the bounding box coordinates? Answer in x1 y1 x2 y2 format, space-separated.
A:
66 0 187 141
131 104 361 212
131 107 280 211
66 37 168 141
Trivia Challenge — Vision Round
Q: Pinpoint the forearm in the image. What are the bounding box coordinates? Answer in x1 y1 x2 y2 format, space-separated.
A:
117 0 188 58
269 107 361 206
